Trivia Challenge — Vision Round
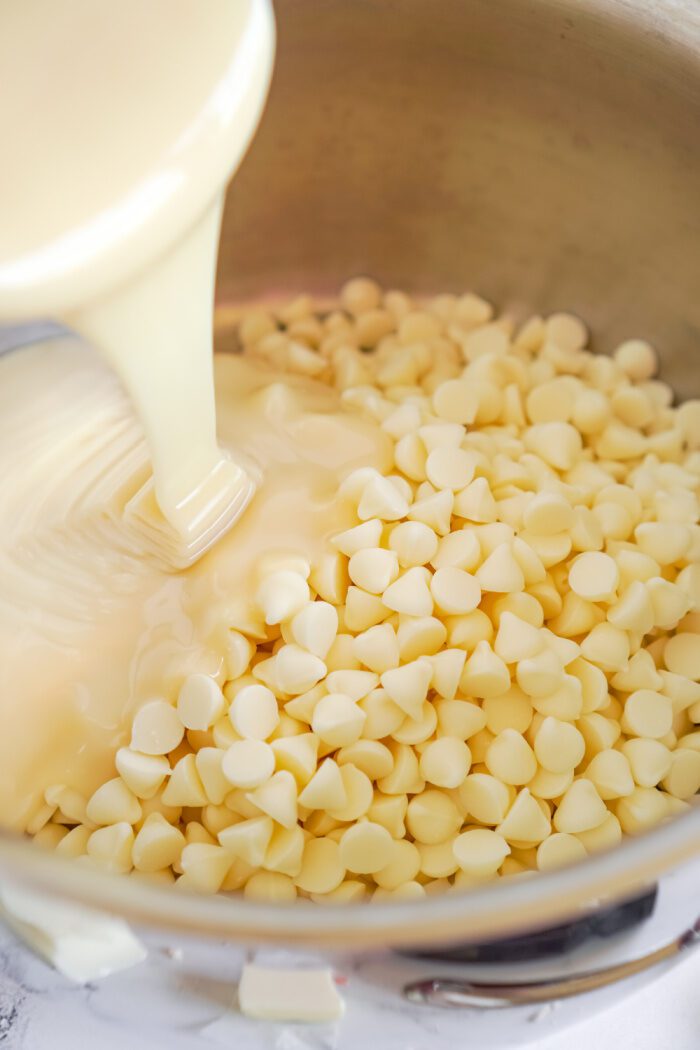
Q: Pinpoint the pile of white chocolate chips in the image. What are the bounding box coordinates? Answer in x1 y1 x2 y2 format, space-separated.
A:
33 279 700 902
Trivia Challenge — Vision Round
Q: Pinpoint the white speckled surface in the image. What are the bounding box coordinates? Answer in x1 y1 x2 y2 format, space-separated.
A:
0 921 699 1050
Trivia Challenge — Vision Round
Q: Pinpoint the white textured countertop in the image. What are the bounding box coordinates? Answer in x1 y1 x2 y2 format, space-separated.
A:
0 921 699 1050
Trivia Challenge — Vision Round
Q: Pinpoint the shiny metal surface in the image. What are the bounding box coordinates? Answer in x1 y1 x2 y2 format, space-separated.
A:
402 917 700 1007
1 0 700 951
218 0 700 393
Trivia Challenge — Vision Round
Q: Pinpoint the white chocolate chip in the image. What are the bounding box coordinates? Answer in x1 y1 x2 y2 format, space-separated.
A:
607 581 654 634
429 649 467 701
621 738 673 788
331 518 383 556
337 743 393 783
406 790 461 844
497 787 550 844
423 445 474 489
537 833 587 871
348 547 399 593
388 521 439 567
246 771 298 828
408 489 454 534
494 612 543 663
664 633 700 681
298 759 347 811
311 693 366 748
523 492 575 535
86 779 141 827
86 823 134 873
419 737 471 788
374 839 422 889
622 690 674 739
485 730 537 785
430 566 481 614
274 645 327 694
634 523 691 566
383 567 434 616
647 578 691 630
290 601 339 659
295 838 345 894
585 749 635 799
553 780 607 833
616 787 668 834
394 433 428 480
534 718 585 773
352 623 400 672
524 423 582 471
516 647 564 697
177 675 225 731
476 543 525 594
115 749 170 800
325 669 379 700
222 740 276 789
131 700 184 756
568 552 619 602
382 402 422 439
218 816 274 866
545 312 587 352
458 773 511 824
381 658 433 720
613 339 657 381
418 422 465 453
195 748 230 804
483 687 533 734
230 684 280 741
430 529 481 571
133 814 185 872
325 764 375 818
453 829 510 876
271 734 319 787
257 571 310 625
180 843 231 893
661 749 700 799
580 623 630 673
358 473 410 521
454 477 498 523
461 641 510 698
339 821 393 873
344 587 390 632
309 552 349 605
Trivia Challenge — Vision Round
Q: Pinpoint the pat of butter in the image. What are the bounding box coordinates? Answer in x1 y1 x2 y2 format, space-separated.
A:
238 963 345 1022
0 885 146 983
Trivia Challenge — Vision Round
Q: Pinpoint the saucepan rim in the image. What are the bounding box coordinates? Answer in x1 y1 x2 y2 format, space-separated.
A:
0 808 698 949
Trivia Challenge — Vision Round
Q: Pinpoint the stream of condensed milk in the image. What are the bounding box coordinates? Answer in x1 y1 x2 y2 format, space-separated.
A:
0 1 392 827
0 0 275 564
